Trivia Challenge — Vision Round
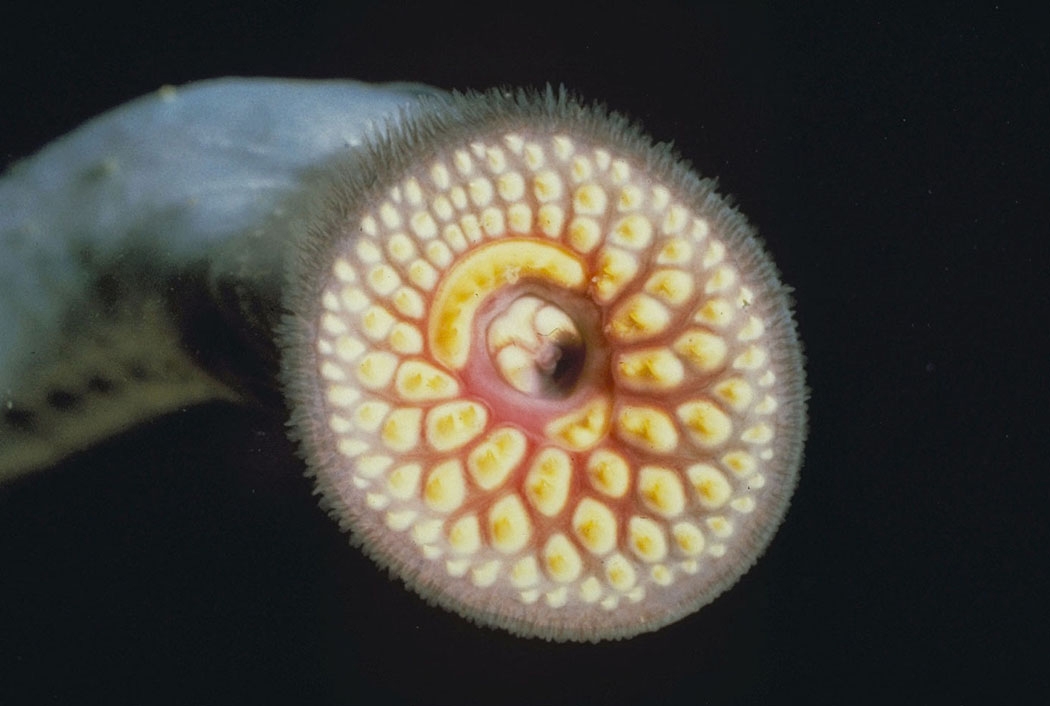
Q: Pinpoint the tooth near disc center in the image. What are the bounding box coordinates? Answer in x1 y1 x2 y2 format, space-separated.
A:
428 239 586 371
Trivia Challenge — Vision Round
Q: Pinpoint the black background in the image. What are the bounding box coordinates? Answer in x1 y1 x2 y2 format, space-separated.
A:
1 2 1047 704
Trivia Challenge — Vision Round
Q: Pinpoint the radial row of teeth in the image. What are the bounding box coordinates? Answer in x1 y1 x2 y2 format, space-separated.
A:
314 131 781 611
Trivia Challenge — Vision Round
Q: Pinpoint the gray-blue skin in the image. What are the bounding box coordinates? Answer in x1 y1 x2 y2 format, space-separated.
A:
0 78 444 478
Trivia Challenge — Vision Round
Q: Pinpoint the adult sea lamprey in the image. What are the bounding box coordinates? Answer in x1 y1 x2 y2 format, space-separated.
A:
0 79 807 641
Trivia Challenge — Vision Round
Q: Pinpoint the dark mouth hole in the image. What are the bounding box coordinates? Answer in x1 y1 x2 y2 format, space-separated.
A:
542 337 587 398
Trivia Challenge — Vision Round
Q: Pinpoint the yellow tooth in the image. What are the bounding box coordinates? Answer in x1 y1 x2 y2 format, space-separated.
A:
386 463 422 500
408 259 439 290
544 396 610 451
357 239 382 263
677 399 732 447
650 565 673 586
322 312 347 335
450 187 468 211
488 494 532 554
392 287 425 319
388 323 424 354
361 305 396 340
615 348 685 391
687 464 732 509
340 286 369 311
702 239 725 266
471 560 501 588
610 214 654 250
378 202 401 229
673 329 727 372
445 558 469 577
580 576 603 603
497 171 525 200
480 207 505 236
733 345 769 370
572 498 618 555
545 588 569 608
425 162 449 190
610 158 630 183
426 401 487 451
644 269 695 306
694 298 735 327
405 211 434 241
403 178 423 205
448 514 482 554
320 361 346 382
573 183 607 215
395 360 460 401
552 135 574 161
326 385 359 408
741 423 774 444
322 290 341 312
381 408 423 452
352 400 390 432
713 377 754 411
703 265 737 294
628 516 668 562
355 352 398 389
706 516 734 538
567 217 602 253
756 395 778 415
426 240 453 268
337 438 368 458
385 509 414 529
468 177 494 207
367 264 400 296
618 184 644 211
510 555 540 588
423 460 466 513
537 204 565 237
571 156 593 182
731 496 756 514
486 147 507 173
738 315 766 342
533 170 563 202
672 522 706 556
604 554 637 591
616 405 679 453
508 204 532 233
585 449 631 498
494 346 535 393
722 451 757 476
525 448 573 516
637 466 687 518
329 415 351 434
467 427 527 490
534 304 575 336
334 257 358 282
412 519 443 545
592 247 639 302
335 335 366 362
662 205 689 234
429 239 587 369
440 224 466 252
607 294 671 342
656 237 693 265
543 533 583 583
356 455 392 478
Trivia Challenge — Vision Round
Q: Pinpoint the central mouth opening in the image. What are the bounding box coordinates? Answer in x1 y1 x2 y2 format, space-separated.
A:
486 295 586 399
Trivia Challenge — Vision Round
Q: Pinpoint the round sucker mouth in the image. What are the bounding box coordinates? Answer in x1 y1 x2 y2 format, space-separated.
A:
280 87 807 642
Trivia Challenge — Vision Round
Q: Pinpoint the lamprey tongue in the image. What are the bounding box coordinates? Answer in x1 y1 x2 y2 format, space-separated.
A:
282 88 806 641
